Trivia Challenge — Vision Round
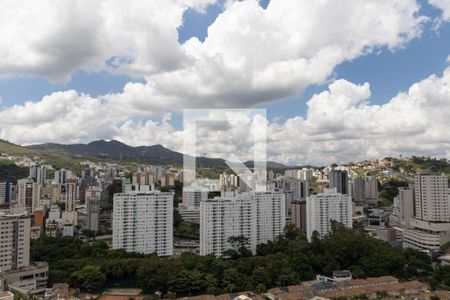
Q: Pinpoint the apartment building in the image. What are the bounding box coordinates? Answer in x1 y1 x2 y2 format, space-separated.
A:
306 188 352 240
112 191 174 256
200 191 285 256
0 212 31 272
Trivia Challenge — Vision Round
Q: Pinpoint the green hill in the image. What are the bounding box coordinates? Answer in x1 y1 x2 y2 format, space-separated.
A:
0 139 83 173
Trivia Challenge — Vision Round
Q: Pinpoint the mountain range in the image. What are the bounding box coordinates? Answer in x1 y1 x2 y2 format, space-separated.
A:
25 140 289 169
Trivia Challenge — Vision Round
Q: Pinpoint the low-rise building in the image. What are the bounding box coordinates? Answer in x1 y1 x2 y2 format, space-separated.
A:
0 262 48 295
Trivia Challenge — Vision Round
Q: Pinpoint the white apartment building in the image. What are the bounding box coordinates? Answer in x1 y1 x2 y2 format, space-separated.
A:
200 191 285 257
306 188 352 241
17 178 39 213
403 174 450 251
284 169 313 181
178 188 209 223
414 174 449 222
0 212 31 272
391 186 414 228
64 179 78 212
112 191 174 256
182 188 208 210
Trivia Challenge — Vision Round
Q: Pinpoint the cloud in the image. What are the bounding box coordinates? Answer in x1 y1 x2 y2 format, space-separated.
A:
110 0 425 112
429 0 450 21
1 0 425 108
266 68 450 165
3 65 448 165
0 0 216 82
1 0 448 165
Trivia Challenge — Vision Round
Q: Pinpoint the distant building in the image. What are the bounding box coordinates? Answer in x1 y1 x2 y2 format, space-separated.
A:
350 176 378 206
200 191 285 256
17 178 39 213
179 188 208 223
132 171 155 186
391 186 414 228
329 170 349 195
219 173 240 192
29 165 46 185
291 200 307 233
182 188 208 210
0 181 13 206
34 209 45 228
268 178 308 222
85 187 101 232
367 209 390 228
54 169 73 185
161 173 175 187
284 169 313 181
306 188 352 240
112 191 174 256
64 179 78 212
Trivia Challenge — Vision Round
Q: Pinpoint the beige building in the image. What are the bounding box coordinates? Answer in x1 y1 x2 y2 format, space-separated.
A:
64 179 78 212
17 178 39 213
291 200 307 233
351 176 378 206
0 212 31 272
0 291 14 300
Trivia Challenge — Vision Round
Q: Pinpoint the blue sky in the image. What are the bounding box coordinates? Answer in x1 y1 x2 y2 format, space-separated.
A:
0 0 449 139
1 0 450 163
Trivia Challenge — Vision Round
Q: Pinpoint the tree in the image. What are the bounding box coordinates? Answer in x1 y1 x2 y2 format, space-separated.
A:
71 265 106 292
255 283 266 294
224 235 252 259
252 266 270 288
173 209 183 227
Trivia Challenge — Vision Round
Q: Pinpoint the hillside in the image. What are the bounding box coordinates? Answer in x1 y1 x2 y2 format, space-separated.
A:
0 139 40 156
29 140 288 169
0 139 84 172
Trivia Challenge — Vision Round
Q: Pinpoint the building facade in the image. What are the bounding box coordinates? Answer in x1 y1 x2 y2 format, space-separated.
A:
85 187 101 232
329 170 349 195
0 212 31 272
17 178 38 213
403 174 450 251
291 200 307 233
200 191 285 256
0 181 13 206
351 176 378 206
112 191 174 256
306 188 352 240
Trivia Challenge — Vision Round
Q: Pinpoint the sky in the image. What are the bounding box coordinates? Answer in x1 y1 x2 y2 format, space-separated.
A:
1 0 450 165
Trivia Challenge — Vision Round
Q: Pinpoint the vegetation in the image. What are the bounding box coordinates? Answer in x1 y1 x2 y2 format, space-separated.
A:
102 179 123 210
0 139 83 174
31 224 437 297
174 222 199 240
386 156 450 175
378 178 408 206
0 160 28 184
